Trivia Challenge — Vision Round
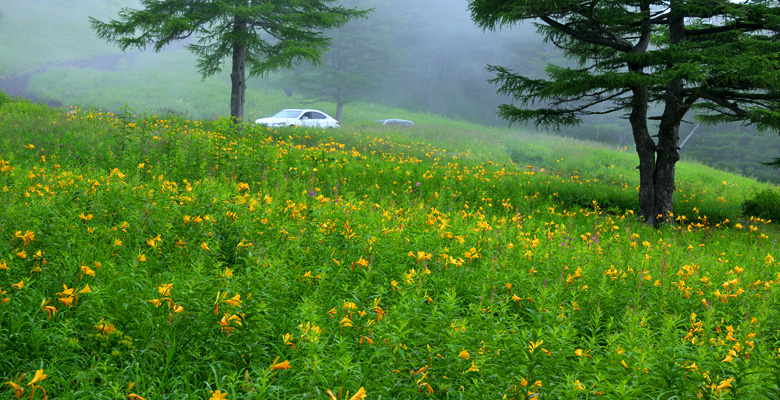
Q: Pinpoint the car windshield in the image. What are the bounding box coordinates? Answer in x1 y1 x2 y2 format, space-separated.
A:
272 110 303 119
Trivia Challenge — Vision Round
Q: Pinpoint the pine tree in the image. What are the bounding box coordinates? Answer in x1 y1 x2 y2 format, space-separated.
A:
91 0 367 122
469 0 780 225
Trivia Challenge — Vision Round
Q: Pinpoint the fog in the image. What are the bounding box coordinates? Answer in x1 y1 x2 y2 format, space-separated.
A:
0 0 554 123
0 0 777 182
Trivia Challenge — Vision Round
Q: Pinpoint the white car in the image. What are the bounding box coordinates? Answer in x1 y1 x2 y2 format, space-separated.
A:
255 109 340 128
375 119 414 127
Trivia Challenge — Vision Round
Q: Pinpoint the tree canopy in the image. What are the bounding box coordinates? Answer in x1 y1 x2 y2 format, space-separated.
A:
91 0 367 121
469 0 780 225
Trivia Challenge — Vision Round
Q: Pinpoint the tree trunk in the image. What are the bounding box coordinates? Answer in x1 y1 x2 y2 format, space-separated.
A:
627 4 660 225
335 87 344 121
336 102 343 122
650 9 688 225
629 83 657 224
230 18 248 122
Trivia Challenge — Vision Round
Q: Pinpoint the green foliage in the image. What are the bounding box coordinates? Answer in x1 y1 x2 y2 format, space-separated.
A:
0 102 779 399
0 89 9 108
743 189 780 221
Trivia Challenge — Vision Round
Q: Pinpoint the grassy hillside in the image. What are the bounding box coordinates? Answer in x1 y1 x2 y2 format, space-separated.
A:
1 97 780 399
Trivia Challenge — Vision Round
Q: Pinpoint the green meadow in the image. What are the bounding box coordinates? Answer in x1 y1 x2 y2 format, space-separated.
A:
1 93 780 399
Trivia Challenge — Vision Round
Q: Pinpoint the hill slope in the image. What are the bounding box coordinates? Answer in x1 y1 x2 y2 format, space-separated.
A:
1 98 779 399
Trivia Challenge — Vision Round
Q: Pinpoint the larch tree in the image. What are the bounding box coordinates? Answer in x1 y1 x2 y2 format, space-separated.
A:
90 0 368 122
469 0 780 225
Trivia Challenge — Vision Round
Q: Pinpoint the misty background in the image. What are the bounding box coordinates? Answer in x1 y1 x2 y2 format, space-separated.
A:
1 0 778 183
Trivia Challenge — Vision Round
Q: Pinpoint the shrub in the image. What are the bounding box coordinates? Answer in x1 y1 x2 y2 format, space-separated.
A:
742 188 780 221
0 89 10 108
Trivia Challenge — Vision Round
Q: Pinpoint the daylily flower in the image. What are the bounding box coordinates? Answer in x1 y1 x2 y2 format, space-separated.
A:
157 283 173 296
59 296 74 307
458 350 470 359
348 387 366 400
209 390 228 400
200 242 211 251
127 394 148 400
57 284 75 297
27 369 47 386
219 313 242 335
269 358 291 371
14 230 35 246
225 294 242 307
5 381 24 398
43 305 57 320
94 319 115 334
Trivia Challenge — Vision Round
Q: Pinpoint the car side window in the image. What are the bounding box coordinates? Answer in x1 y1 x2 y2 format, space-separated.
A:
302 112 312 120
309 112 324 119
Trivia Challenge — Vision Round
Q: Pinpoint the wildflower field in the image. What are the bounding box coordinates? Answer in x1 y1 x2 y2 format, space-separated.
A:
1 97 780 400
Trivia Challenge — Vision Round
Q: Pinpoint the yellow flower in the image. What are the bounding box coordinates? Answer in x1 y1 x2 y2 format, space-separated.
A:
57 284 75 297
128 394 148 400
78 284 91 294
78 213 93 221
225 294 242 307
95 319 116 334
14 230 35 245
157 283 173 296
138 254 147 262
269 358 291 370
466 360 480 372
27 369 47 386
458 350 470 359
348 387 367 400
15 250 26 259
201 242 211 251
59 295 74 307
146 235 161 248
209 390 228 400
5 381 24 398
